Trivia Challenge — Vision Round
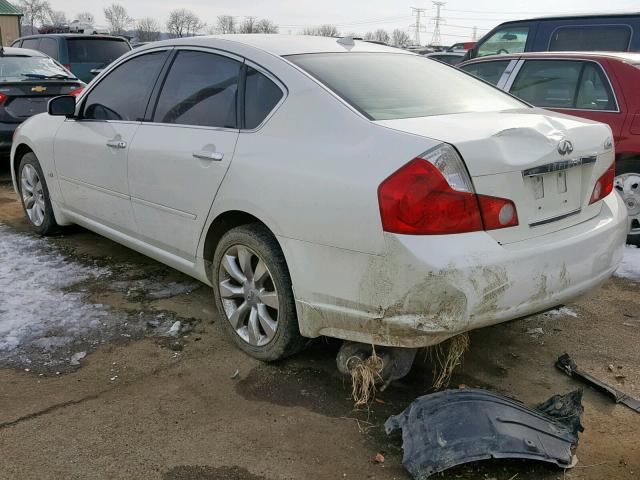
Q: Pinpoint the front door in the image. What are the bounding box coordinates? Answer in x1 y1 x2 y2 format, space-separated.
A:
54 50 170 235
127 49 242 260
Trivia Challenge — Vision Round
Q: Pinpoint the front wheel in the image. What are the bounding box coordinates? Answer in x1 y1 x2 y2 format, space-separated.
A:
18 152 60 236
212 223 306 361
614 158 640 245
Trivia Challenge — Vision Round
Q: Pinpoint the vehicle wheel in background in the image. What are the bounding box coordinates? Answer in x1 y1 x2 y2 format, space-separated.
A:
212 223 307 361
18 152 60 236
614 158 640 245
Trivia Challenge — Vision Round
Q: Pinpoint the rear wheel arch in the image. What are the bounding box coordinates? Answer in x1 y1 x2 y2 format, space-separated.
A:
202 210 287 281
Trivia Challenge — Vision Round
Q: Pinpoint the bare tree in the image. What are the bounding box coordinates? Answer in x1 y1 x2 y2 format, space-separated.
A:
166 9 205 38
255 19 278 34
391 29 411 47
46 10 67 26
302 24 339 37
104 3 132 35
238 17 257 34
216 15 236 34
368 29 390 44
76 11 95 24
136 17 161 42
17 0 51 32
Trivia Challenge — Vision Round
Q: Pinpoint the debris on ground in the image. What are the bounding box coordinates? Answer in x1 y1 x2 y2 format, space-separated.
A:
372 453 385 464
166 321 182 337
428 332 470 390
543 307 579 318
230 369 240 379
385 388 583 479
69 351 87 365
556 353 640 413
525 327 544 338
348 347 384 407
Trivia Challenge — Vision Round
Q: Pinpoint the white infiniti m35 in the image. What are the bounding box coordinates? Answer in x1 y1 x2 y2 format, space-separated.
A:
11 35 627 361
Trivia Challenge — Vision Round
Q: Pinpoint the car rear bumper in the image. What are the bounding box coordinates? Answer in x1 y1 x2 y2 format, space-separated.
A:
284 191 628 348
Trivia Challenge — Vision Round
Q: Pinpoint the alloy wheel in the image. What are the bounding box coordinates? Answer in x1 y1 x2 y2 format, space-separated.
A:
21 164 46 227
615 172 640 235
218 245 280 347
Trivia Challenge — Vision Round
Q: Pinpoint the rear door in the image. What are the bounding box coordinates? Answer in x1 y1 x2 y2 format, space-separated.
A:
127 48 242 260
507 58 625 139
66 37 131 82
54 50 169 234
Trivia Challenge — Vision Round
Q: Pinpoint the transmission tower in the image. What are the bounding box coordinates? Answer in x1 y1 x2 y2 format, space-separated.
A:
431 1 446 47
410 7 427 45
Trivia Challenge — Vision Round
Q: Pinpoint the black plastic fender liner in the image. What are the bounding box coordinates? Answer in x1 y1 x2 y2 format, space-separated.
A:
385 389 583 479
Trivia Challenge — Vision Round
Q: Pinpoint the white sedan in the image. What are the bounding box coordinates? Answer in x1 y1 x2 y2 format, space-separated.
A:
11 35 628 361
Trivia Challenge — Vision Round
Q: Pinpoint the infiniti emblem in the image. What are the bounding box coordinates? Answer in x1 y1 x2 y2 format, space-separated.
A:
557 139 574 156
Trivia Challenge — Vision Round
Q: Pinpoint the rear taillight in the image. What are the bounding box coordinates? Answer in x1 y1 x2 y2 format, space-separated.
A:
378 144 518 235
589 161 615 205
0 93 7 105
69 87 84 97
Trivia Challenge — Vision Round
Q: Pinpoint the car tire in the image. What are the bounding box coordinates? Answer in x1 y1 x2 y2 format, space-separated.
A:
18 152 60 236
614 158 640 245
212 223 306 361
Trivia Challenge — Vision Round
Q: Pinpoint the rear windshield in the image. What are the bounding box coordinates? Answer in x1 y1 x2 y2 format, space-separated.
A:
287 52 524 120
67 38 130 64
0 56 74 81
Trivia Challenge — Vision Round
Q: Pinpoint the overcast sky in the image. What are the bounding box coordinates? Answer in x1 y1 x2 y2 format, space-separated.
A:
49 0 639 43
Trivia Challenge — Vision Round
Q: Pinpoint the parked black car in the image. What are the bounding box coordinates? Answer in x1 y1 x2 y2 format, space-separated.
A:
465 12 640 60
0 47 84 157
10 34 131 82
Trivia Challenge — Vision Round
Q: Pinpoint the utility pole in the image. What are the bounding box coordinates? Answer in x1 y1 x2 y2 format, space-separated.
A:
431 1 445 47
472 25 478 41
410 7 426 46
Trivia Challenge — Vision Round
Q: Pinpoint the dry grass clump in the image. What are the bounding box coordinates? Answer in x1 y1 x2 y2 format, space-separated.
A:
348 347 384 407
429 332 470 390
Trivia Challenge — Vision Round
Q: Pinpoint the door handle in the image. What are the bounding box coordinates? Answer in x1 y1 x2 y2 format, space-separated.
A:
193 151 224 161
106 140 127 149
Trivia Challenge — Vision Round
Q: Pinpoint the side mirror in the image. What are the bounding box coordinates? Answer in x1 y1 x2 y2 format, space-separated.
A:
48 95 76 117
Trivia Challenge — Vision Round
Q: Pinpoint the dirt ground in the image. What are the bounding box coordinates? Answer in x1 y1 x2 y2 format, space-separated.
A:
1 164 639 480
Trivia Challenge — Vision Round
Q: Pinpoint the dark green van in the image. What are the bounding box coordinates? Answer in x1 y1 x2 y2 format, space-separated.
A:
11 34 131 83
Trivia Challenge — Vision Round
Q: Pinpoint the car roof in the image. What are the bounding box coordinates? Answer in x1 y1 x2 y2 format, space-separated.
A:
0 47 46 57
500 11 640 23
138 34 411 57
463 51 640 63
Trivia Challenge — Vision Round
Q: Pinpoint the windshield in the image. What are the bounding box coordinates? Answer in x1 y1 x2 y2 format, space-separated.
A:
0 56 74 81
67 38 130 64
287 53 525 120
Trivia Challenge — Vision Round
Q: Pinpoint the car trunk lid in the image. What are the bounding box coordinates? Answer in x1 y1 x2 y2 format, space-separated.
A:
0 81 80 121
375 108 614 244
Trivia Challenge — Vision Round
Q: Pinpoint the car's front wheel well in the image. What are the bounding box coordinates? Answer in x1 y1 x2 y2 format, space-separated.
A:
13 144 34 183
202 211 279 281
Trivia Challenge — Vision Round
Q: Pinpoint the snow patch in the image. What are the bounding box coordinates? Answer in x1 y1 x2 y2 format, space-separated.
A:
543 307 578 318
615 245 640 282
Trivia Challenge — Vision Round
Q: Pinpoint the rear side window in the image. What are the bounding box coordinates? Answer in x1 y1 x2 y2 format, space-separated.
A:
575 63 616 110
22 38 40 50
244 67 283 129
67 38 130 64
460 60 511 85
510 60 582 108
477 27 529 57
549 26 631 52
153 50 241 128
83 52 167 121
39 38 58 59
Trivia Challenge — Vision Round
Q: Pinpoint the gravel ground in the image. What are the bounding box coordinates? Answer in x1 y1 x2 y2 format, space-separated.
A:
1 167 639 480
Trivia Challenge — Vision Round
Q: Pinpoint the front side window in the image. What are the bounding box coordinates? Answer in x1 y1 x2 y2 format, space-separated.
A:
153 51 241 128
288 53 524 121
549 26 631 52
83 52 167 121
460 60 511 85
510 60 583 108
477 27 529 57
244 67 283 129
